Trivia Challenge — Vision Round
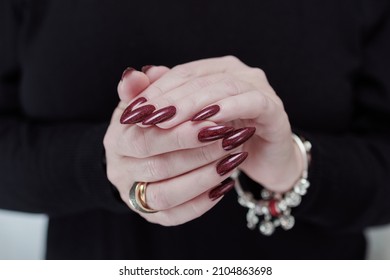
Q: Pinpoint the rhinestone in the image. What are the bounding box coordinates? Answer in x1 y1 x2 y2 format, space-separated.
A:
246 208 258 222
304 141 312 152
294 185 307 196
259 221 275 236
280 215 295 230
261 205 269 216
254 201 267 215
238 197 247 207
285 191 301 207
277 200 288 211
243 191 254 200
296 178 310 189
261 189 272 200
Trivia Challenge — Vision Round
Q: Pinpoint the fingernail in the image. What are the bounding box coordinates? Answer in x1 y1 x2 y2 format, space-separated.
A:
198 125 235 142
120 97 148 124
120 104 156 124
222 127 256 151
191 105 220 121
142 106 176 125
121 67 135 81
209 178 235 201
127 97 148 111
216 152 248 176
141 65 154 73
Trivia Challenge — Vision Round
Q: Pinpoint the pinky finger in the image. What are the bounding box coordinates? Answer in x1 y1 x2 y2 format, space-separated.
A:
206 90 284 126
143 179 233 226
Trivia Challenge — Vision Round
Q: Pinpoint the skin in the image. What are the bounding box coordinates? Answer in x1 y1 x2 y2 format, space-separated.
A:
103 56 303 226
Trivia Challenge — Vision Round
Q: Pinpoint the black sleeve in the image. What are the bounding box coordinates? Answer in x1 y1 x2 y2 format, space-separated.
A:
0 0 128 216
244 0 390 234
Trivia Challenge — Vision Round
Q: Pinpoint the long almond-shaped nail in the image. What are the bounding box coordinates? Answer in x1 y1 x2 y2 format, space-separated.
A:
121 67 135 81
198 125 235 142
120 97 148 124
216 152 248 176
142 106 176 125
209 178 235 201
120 104 156 124
191 105 220 121
128 97 147 111
222 127 256 151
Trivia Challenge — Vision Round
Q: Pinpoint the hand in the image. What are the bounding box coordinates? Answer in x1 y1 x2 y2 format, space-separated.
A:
121 56 304 193
104 66 247 226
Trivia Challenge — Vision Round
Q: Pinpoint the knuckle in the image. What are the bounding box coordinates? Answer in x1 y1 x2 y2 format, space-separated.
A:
222 77 240 96
223 55 241 65
250 67 267 79
190 76 214 90
173 128 185 150
196 145 215 163
143 158 170 181
128 129 151 158
171 64 193 79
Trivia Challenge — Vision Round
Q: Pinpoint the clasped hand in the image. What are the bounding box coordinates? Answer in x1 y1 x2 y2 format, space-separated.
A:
104 56 303 226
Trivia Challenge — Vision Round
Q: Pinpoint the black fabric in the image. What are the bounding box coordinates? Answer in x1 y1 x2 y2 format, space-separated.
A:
1 0 390 259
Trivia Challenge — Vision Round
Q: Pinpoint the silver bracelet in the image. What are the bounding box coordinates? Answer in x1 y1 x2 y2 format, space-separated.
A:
232 133 312 236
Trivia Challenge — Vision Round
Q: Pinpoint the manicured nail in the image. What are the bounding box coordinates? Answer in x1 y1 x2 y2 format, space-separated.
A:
127 97 148 111
209 178 235 201
120 97 148 124
142 106 176 125
121 67 135 81
216 152 248 176
141 65 154 73
222 127 256 151
120 104 156 124
191 105 220 121
198 125 235 142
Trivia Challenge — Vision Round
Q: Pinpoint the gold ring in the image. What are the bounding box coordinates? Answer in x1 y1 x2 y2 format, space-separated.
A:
129 182 158 213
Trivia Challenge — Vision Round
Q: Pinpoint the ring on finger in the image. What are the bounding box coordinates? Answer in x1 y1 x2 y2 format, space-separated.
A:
129 181 158 213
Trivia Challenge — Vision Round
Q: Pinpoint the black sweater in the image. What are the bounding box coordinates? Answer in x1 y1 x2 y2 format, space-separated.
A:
1 0 390 259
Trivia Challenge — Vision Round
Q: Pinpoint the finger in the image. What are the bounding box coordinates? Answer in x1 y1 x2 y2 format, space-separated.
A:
127 138 243 183
118 121 230 158
142 65 170 83
141 191 222 226
117 68 150 106
143 151 248 211
209 90 280 122
136 56 245 102
139 76 254 128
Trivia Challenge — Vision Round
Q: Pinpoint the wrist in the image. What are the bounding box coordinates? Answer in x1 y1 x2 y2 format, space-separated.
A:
255 135 305 193
234 133 312 236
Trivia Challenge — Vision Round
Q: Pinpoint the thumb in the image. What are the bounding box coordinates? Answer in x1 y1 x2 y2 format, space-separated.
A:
117 68 151 104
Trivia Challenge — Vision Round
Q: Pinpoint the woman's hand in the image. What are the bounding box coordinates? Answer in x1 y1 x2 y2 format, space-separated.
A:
104 66 248 226
121 56 304 194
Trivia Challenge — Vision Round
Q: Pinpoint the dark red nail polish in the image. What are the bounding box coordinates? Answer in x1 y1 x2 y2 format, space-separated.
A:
142 106 176 125
121 67 135 81
120 104 156 124
198 125 235 142
216 152 248 176
191 105 220 121
120 97 148 124
222 127 256 151
209 178 235 201
127 97 148 111
141 65 154 73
